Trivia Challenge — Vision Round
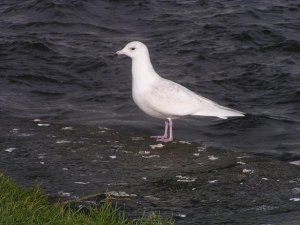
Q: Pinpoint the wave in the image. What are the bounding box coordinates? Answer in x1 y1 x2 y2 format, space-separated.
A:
3 0 88 15
7 74 63 85
1 40 57 54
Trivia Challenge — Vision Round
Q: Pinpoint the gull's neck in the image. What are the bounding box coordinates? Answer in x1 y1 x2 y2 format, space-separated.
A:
131 51 160 86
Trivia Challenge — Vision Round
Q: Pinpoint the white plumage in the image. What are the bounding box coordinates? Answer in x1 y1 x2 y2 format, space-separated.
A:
116 41 244 142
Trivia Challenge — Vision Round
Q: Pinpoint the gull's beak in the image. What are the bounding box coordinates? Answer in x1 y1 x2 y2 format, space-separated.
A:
115 50 125 56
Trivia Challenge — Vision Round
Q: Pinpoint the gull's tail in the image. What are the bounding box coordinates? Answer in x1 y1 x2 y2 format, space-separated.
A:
192 105 245 119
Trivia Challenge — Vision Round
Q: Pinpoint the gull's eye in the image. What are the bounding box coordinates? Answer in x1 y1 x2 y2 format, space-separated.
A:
130 47 136 51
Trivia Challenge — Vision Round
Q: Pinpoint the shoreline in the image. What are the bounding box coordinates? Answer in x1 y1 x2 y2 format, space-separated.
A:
1 116 300 224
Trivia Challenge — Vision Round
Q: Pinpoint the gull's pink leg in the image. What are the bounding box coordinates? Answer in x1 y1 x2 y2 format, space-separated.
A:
151 120 169 139
156 118 173 142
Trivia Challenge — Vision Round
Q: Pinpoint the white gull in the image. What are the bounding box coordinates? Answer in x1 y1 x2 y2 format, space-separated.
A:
116 41 244 142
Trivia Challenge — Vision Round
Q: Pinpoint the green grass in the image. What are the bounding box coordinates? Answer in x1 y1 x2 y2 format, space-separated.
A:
0 173 173 225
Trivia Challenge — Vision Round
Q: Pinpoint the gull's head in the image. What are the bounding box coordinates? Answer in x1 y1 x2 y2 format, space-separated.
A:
116 41 148 59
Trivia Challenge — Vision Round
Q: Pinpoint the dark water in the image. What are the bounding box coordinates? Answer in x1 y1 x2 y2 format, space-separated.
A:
0 0 300 160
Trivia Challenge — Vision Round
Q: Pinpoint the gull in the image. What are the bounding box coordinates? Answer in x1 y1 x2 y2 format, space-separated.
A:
116 41 244 142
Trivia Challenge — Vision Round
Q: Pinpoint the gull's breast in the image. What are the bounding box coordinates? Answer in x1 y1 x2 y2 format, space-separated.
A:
132 89 166 119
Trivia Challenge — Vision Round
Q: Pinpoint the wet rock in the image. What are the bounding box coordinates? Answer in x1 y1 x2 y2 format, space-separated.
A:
0 116 300 225
292 188 300 195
